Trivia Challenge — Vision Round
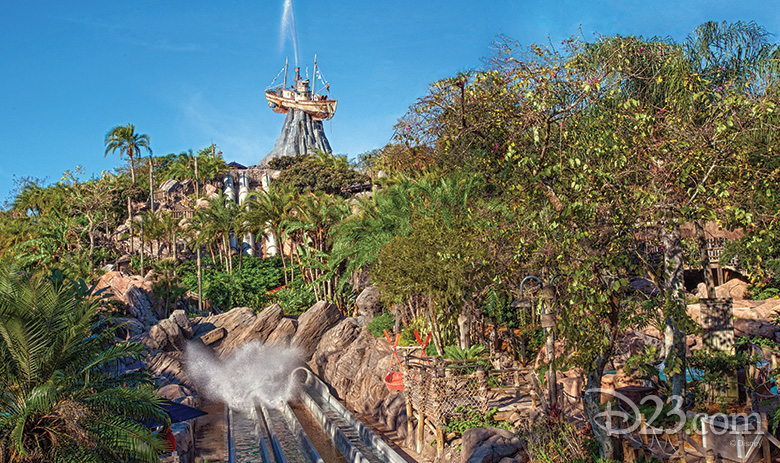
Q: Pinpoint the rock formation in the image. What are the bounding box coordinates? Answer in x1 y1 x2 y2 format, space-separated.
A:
260 109 332 165
132 279 780 463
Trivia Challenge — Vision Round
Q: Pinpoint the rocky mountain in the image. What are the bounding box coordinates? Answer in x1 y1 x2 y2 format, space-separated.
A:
261 109 332 165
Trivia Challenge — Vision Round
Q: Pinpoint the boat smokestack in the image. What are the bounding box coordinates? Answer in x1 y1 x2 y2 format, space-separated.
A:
295 66 301 81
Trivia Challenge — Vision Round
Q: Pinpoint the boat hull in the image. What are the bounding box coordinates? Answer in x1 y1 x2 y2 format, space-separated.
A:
265 90 337 121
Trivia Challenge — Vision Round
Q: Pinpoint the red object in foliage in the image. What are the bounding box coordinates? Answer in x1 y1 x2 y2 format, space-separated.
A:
163 428 176 452
384 371 405 391
268 285 286 294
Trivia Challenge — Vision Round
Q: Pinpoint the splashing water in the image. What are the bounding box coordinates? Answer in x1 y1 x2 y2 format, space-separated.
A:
185 341 303 411
280 0 299 68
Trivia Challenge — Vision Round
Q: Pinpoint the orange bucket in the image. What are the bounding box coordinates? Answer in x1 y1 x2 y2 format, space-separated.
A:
384 371 404 391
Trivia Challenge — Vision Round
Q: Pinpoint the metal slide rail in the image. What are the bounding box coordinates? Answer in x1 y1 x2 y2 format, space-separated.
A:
259 403 289 463
281 401 325 463
299 370 406 463
253 406 274 463
226 408 236 463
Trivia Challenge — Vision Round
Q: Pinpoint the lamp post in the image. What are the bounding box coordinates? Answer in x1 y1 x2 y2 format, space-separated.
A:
511 276 542 364
539 283 558 413
513 275 561 413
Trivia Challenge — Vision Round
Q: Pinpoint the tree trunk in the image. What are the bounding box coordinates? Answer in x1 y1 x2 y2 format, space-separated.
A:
129 154 136 186
583 357 614 460
194 156 200 199
695 220 717 298
663 225 687 398
197 247 203 313
88 217 95 269
277 230 289 284
128 197 134 255
428 295 444 356
140 224 145 276
148 157 154 212
458 309 470 350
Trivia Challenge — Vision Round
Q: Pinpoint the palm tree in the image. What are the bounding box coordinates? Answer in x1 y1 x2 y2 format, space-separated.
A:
328 182 414 291
283 192 350 299
245 184 295 281
104 124 152 186
198 193 237 273
0 265 169 462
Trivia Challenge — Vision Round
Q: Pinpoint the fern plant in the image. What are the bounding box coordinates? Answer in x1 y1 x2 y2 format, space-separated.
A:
0 265 169 462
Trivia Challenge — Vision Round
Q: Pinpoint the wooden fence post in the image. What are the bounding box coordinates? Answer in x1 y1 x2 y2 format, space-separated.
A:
405 396 414 438
416 409 424 455
622 439 635 463
761 413 771 463
677 429 687 463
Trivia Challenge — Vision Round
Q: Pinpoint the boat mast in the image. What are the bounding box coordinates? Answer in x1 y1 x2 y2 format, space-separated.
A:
312 54 317 95
283 57 288 89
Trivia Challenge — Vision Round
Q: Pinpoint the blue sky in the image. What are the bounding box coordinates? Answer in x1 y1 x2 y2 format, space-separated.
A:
0 1 776 202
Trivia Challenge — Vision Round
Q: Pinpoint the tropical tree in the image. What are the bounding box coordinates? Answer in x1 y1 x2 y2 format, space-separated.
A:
283 191 350 301
197 193 238 274
0 266 169 462
245 184 295 281
104 124 152 186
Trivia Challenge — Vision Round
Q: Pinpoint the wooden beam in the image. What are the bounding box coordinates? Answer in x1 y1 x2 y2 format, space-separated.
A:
762 413 773 463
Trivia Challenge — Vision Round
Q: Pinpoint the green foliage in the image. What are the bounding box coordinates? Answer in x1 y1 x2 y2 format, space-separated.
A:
268 153 309 171
520 418 600 463
721 214 780 297
373 215 484 348
398 317 430 346
275 152 369 196
442 344 486 361
270 278 317 316
0 265 168 462
688 349 760 404
179 256 285 312
444 406 510 436
367 312 395 337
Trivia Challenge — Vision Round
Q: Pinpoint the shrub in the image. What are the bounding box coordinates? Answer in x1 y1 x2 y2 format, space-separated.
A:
271 282 317 316
367 311 395 337
444 406 510 436
179 256 285 312
520 418 599 463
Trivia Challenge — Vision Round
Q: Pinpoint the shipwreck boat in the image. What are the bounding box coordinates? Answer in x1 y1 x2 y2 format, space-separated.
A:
265 56 337 121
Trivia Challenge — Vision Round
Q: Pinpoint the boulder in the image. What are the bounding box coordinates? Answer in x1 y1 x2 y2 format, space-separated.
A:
146 351 192 389
715 278 749 299
261 109 332 165
145 319 186 352
461 427 523 463
170 310 194 339
125 286 159 329
229 304 284 347
265 318 297 347
310 318 361 377
734 318 777 339
96 271 159 329
171 421 194 462
157 384 198 408
292 301 342 360
113 317 146 339
212 307 257 333
355 286 383 319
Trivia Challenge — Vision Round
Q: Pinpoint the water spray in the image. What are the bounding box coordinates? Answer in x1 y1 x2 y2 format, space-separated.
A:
185 341 304 412
280 0 299 68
